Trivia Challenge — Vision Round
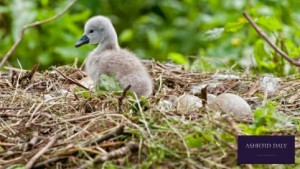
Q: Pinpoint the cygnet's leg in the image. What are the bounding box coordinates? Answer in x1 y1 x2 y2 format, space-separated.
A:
119 73 152 98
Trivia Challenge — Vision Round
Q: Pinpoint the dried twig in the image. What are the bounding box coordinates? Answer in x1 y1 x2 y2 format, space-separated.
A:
0 112 52 119
79 142 139 169
1 61 299 168
0 0 78 68
225 116 243 135
79 58 87 70
24 131 39 151
199 85 208 108
210 118 236 136
18 63 39 86
213 134 236 151
53 67 90 91
26 63 39 81
0 107 23 111
32 156 69 169
31 125 125 166
198 156 229 169
245 164 253 169
118 85 131 113
82 124 125 147
243 12 300 67
25 134 59 169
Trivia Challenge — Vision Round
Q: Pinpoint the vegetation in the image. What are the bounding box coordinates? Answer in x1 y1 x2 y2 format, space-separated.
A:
1 0 300 75
1 63 300 169
1 0 300 169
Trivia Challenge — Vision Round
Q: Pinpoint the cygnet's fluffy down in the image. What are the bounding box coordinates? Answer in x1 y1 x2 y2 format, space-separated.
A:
75 16 153 98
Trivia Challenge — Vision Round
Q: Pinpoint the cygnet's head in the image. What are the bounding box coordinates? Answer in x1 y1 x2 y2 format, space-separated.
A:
75 16 117 48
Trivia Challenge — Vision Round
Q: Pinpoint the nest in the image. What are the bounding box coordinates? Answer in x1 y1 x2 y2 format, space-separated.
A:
0 61 299 168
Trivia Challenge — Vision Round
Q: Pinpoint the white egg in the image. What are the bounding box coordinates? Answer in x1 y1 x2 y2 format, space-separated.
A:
208 93 252 117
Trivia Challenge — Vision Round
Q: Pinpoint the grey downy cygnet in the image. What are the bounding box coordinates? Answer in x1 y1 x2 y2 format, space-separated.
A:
75 16 153 98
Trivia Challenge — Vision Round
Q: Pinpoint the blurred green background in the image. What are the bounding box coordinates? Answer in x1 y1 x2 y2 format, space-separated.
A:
1 0 300 76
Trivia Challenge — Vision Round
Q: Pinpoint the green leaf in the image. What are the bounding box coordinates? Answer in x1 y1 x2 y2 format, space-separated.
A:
224 20 246 32
130 96 149 113
40 0 49 7
6 164 25 169
254 40 269 61
203 28 224 41
75 87 91 98
257 16 282 31
185 134 203 148
146 29 162 49
168 52 188 65
254 40 277 70
119 29 133 43
96 74 123 92
0 5 9 13
240 100 284 135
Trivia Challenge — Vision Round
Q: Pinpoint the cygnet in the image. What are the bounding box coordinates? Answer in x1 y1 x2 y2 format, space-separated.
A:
75 16 153 98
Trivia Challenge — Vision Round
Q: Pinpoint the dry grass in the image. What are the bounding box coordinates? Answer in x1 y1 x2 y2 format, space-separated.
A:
0 61 299 169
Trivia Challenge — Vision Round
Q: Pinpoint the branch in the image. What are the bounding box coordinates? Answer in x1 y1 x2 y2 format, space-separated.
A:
32 156 69 169
199 85 208 108
24 131 39 151
53 67 90 91
32 125 125 167
18 63 39 86
0 0 78 68
25 134 59 169
79 142 139 169
225 116 243 135
243 12 300 67
118 85 131 113
0 107 23 111
82 124 125 147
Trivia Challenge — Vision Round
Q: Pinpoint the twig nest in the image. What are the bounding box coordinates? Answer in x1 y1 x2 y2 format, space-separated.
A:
208 93 252 117
190 83 226 95
79 76 95 89
212 74 240 80
69 76 94 92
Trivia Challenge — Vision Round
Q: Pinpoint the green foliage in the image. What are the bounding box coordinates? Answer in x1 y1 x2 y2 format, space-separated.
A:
168 52 188 68
1 0 300 76
130 96 149 113
224 19 246 33
0 0 93 69
254 39 277 73
239 101 291 135
257 16 282 32
96 74 123 92
6 164 25 169
101 161 122 169
74 87 91 98
220 3 300 76
184 134 203 148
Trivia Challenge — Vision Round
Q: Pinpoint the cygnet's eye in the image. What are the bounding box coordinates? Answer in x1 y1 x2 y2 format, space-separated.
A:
89 30 94 33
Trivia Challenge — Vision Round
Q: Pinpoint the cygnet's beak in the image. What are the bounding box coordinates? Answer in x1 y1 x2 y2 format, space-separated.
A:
75 35 89 48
